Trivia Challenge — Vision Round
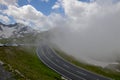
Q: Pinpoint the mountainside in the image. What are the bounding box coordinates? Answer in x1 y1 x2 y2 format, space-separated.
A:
0 22 36 39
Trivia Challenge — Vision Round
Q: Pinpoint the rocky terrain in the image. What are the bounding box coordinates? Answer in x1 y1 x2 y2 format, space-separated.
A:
0 22 36 39
0 61 15 80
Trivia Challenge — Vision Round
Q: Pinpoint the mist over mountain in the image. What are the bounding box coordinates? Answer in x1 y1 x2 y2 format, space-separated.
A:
47 0 120 68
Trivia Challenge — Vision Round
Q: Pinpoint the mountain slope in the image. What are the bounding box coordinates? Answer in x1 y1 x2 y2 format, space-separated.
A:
0 22 35 38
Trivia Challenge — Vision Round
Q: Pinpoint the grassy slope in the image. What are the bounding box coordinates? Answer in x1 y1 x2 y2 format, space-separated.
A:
0 46 61 80
55 49 120 80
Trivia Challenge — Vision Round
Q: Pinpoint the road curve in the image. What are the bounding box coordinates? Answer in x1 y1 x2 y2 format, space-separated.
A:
37 44 111 80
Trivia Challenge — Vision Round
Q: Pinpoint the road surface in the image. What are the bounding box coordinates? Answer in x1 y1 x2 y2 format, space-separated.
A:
37 44 111 80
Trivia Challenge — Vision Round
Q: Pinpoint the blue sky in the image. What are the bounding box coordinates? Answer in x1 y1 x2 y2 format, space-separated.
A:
18 0 61 15
17 0 90 15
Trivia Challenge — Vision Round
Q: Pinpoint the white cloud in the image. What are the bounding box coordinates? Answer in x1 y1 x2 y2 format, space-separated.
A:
5 5 43 19
0 0 18 6
52 0 62 9
4 5 46 28
52 4 60 9
48 0 120 67
0 15 10 23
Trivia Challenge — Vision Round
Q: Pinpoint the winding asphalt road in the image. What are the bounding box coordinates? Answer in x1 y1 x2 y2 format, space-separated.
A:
37 44 111 80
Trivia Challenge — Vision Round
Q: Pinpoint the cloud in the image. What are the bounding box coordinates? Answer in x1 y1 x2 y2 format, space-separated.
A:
0 0 18 6
52 0 62 9
0 15 10 23
48 0 120 67
4 5 46 29
0 0 18 24
5 5 44 20
52 4 60 9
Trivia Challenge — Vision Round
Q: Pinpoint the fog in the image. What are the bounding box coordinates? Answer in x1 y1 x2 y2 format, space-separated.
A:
47 0 120 67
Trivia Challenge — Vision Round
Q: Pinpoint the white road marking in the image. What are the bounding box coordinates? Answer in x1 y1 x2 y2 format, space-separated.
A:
63 64 70 68
76 71 87 76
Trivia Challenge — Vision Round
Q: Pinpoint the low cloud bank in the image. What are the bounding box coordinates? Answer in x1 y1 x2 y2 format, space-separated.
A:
49 0 120 67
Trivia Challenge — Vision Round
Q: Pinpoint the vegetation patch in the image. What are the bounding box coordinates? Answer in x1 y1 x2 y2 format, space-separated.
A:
0 46 62 80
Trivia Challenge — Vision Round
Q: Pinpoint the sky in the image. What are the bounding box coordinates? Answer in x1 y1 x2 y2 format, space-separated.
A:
18 0 58 15
0 0 57 24
0 0 91 25
0 0 120 67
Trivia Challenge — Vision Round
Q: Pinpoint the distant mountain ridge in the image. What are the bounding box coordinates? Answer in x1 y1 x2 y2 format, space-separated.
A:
0 22 36 38
0 22 17 28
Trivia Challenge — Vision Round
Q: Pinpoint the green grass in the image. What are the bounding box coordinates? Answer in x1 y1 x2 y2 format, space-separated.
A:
0 46 62 80
55 49 120 80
